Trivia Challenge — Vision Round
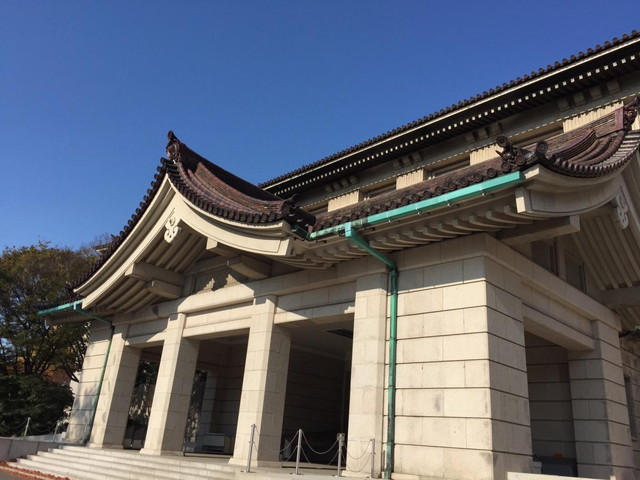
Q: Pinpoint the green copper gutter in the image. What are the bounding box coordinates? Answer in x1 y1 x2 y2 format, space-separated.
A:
38 300 114 445
309 171 524 241
344 223 397 479
307 171 525 477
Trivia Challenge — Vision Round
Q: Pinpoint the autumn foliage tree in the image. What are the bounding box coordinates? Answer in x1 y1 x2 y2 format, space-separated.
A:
0 242 97 435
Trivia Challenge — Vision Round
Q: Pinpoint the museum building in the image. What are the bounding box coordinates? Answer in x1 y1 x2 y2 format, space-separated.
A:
44 32 640 480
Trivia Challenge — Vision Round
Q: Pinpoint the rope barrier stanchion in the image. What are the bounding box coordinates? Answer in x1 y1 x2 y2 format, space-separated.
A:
294 428 303 475
246 423 256 473
23 417 31 437
370 438 375 479
337 433 345 477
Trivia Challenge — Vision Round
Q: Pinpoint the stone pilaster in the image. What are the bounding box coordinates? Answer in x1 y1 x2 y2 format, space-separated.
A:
393 255 532 480
230 295 291 467
141 313 200 454
569 320 635 479
88 324 141 448
346 273 388 476
66 321 119 444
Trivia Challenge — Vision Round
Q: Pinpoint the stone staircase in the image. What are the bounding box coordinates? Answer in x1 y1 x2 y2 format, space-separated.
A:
5 445 239 480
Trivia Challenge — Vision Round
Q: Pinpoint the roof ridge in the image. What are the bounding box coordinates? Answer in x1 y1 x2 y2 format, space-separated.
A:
259 29 640 189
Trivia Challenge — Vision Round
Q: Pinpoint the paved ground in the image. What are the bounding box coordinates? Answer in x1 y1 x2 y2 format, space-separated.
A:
0 471 19 480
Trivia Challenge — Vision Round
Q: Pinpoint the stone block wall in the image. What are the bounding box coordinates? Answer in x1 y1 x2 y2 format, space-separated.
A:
620 336 640 475
393 250 532 480
525 333 576 462
66 320 113 444
209 343 247 438
282 348 347 437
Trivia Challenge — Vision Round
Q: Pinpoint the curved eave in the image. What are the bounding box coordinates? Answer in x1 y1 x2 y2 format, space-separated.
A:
165 132 315 229
75 178 295 312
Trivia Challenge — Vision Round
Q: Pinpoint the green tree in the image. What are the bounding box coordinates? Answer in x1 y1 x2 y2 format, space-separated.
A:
0 375 73 436
0 242 98 436
0 242 95 381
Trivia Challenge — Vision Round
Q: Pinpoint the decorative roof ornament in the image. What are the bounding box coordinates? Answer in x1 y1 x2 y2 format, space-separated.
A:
496 135 548 173
623 97 639 131
166 130 181 162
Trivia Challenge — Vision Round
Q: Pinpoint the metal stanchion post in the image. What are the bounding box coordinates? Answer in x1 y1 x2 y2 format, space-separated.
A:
295 429 303 475
23 417 31 437
246 424 256 473
370 438 375 478
337 433 345 477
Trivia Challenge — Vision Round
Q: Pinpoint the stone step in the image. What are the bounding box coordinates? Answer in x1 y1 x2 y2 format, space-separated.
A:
32 452 174 480
55 446 236 477
43 449 235 480
13 456 129 480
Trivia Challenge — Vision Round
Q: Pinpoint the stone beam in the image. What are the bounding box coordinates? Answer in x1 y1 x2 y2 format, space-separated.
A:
125 262 184 286
228 255 271 280
145 279 183 299
125 263 184 299
205 239 237 257
498 215 580 246
602 286 640 309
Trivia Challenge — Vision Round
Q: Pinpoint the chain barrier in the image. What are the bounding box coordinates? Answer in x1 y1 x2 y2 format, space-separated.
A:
246 424 299 473
301 430 339 456
28 418 61 436
346 440 370 460
253 425 298 455
1 417 29 436
245 426 377 477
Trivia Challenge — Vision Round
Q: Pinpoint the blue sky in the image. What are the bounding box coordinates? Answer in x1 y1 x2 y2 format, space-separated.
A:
2 1 639 250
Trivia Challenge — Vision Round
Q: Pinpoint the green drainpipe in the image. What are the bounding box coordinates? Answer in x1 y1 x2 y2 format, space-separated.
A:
38 300 114 445
344 223 398 479
306 171 526 477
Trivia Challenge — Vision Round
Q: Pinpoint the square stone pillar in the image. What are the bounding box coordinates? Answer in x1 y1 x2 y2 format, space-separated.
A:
66 321 115 444
230 295 291 467
141 313 200 455
88 324 141 448
393 255 532 480
568 320 635 479
346 273 388 476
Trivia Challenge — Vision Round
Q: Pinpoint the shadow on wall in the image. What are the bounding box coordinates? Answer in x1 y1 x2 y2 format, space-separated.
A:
0 438 61 462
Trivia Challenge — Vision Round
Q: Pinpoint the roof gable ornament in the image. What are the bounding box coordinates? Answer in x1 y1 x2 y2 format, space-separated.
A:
166 130 181 163
164 214 182 243
611 189 630 230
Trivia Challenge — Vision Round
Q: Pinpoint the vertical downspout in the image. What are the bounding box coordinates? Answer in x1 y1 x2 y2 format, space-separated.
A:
344 223 398 479
71 304 114 445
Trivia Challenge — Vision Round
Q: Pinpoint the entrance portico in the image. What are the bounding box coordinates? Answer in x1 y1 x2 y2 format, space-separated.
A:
42 35 640 479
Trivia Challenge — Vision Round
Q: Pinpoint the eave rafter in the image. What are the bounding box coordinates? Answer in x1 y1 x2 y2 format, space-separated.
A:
77 186 296 312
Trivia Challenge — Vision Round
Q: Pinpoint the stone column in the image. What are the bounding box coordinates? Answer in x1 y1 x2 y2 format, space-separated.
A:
393 255 532 480
141 313 200 455
88 324 141 448
66 320 114 444
346 273 388 476
230 295 291 467
568 319 635 479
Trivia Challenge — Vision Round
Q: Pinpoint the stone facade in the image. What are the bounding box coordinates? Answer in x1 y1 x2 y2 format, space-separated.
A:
50 32 640 480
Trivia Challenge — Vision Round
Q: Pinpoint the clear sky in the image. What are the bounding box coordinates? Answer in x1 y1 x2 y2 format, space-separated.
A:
2 1 639 250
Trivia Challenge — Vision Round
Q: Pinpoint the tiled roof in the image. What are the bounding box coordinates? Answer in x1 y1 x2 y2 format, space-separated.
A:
73 132 315 288
259 30 640 191
312 99 640 230
165 132 315 227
